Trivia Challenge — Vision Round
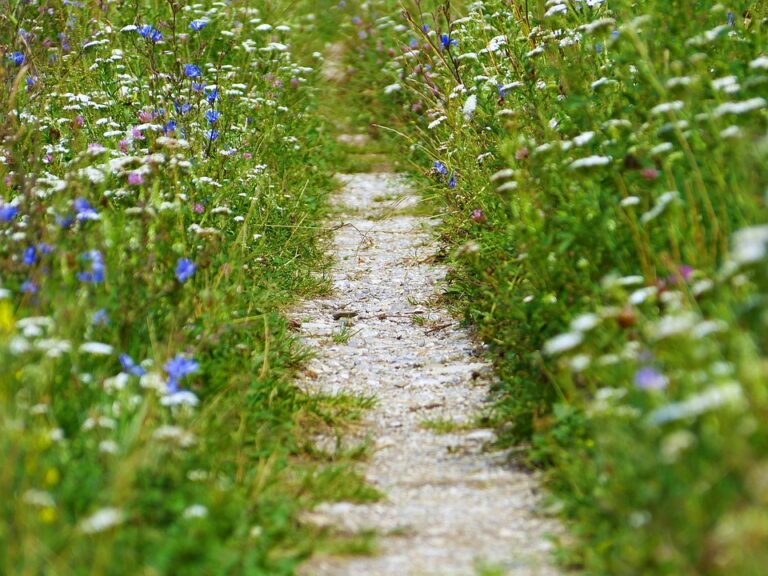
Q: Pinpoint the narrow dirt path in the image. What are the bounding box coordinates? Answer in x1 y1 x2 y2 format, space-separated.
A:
294 171 559 576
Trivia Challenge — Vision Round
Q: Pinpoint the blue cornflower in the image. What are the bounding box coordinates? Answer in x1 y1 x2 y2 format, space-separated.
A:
448 174 457 189
93 308 110 326
440 34 457 49
206 88 218 104
204 109 221 124
192 81 205 92
206 129 220 141
189 19 208 31
174 100 192 115
77 250 105 283
37 243 54 255
164 119 177 134
175 258 196 282
138 25 163 43
184 64 202 78
421 24 430 32
164 354 199 392
0 204 18 222
120 353 146 377
434 160 448 175
23 246 36 266
56 213 75 228
8 51 25 66
74 197 99 221
21 280 38 294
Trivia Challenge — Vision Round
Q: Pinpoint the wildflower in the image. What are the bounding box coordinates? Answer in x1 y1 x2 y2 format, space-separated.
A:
206 88 218 104
470 209 486 223
8 51 25 66
138 25 162 42
448 174 457 189
434 161 448 175
120 354 146 377
569 155 612 169
189 19 208 31
79 342 114 355
0 204 18 222
175 258 196 282
127 172 144 186
21 280 38 294
440 34 457 49
543 331 583 355
634 366 669 390
79 507 124 534
640 167 659 180
206 129 220 141
164 354 199 392
183 504 208 519
204 109 221 124
463 94 477 119
161 390 200 407
184 64 202 78
92 309 109 326
74 197 99 221
77 250 105 283
23 246 36 266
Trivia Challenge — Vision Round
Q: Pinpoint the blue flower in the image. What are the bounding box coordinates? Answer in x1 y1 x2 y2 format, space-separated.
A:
192 81 205 92
204 109 221 124
164 354 199 392
175 258 196 282
174 100 192 115
440 34 457 49
184 64 202 78
448 174 457 189
634 366 668 391
434 160 448 175
8 51 25 66
206 129 220 141
21 280 38 294
93 308 110 326
206 88 218 104
0 204 18 222
138 25 163 43
23 246 36 266
74 197 99 221
189 19 208 31
77 250 105 283
164 119 177 134
120 353 146 377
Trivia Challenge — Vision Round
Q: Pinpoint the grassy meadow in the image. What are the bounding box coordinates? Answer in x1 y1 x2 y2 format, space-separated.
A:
0 1 380 574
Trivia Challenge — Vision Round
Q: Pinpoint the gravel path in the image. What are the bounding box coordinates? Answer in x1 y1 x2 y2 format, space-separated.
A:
295 172 560 576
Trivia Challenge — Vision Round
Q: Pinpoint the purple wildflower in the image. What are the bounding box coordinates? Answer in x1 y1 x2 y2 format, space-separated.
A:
634 367 669 391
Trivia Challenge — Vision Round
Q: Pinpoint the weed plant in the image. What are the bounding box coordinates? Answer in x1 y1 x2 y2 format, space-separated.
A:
333 0 768 573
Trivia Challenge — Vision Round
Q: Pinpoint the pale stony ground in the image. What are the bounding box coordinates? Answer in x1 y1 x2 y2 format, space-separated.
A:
294 170 560 576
